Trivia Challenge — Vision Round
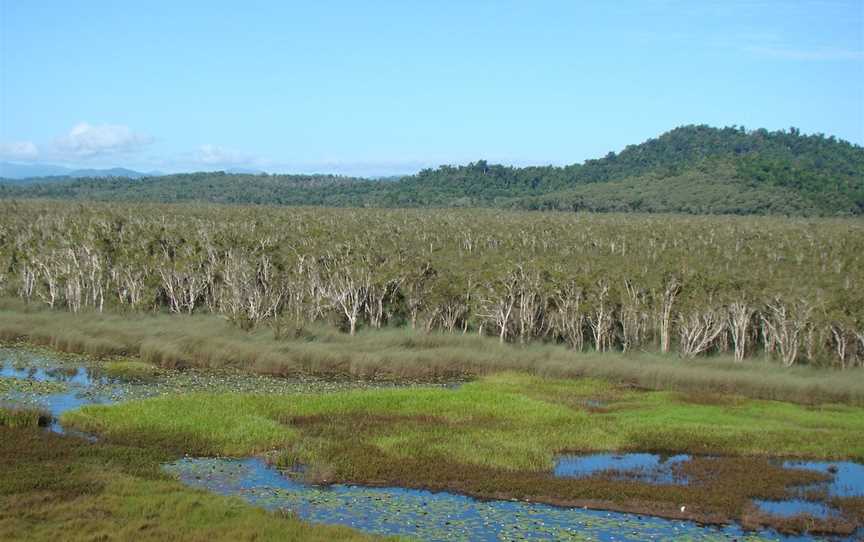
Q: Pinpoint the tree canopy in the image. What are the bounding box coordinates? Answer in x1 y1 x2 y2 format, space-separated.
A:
2 125 862 216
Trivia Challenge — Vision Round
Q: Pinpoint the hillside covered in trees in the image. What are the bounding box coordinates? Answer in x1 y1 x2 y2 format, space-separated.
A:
2 125 862 215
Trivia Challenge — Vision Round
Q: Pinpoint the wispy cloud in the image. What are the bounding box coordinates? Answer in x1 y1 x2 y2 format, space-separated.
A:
192 144 258 166
0 141 39 160
54 122 154 158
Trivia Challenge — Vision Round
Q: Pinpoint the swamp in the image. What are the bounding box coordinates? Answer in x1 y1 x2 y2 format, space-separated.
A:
1 341 862 541
4 0 864 538
0 205 863 540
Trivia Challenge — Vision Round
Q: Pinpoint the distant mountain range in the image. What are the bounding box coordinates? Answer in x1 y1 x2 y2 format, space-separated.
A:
0 162 158 181
2 125 862 216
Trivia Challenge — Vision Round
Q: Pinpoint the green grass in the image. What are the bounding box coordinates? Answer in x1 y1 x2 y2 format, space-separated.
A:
3 301 863 405
0 425 380 541
60 373 864 530
64 372 864 469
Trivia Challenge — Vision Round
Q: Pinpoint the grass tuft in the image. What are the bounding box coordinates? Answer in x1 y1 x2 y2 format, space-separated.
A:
0 406 51 428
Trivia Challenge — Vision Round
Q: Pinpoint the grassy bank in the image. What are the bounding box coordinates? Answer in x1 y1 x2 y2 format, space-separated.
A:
0 417 378 541
63 373 864 533
2 301 863 405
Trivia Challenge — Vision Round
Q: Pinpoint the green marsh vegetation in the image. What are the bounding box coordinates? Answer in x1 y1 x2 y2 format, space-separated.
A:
0 406 50 428
61 373 864 531
0 419 378 541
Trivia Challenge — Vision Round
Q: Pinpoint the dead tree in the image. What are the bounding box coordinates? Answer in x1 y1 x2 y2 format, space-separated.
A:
620 280 647 353
762 299 812 367
514 266 545 344
479 274 518 343
552 282 585 351
678 310 725 358
324 257 370 336
658 277 681 354
728 301 756 362
588 280 613 352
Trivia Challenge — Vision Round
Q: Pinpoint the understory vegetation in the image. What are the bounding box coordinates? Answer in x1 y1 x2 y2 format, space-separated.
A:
2 307 864 405
0 418 375 541
62 372 864 531
1 201 862 371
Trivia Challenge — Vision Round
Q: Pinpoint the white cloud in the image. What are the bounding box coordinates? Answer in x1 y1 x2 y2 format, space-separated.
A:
54 122 153 158
0 141 39 160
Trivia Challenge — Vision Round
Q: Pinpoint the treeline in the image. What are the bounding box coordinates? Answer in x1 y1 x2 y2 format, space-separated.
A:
1 125 862 216
0 201 862 368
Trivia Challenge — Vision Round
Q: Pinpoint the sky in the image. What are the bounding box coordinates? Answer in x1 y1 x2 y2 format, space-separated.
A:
0 1 862 176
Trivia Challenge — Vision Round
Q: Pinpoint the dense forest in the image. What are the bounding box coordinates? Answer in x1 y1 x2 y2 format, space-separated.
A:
2 125 862 215
1 201 862 368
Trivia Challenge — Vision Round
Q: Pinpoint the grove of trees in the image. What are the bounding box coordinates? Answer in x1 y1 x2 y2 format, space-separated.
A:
1 201 862 369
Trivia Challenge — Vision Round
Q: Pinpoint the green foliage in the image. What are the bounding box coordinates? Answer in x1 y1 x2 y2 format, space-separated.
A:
0 201 862 367
2 125 861 215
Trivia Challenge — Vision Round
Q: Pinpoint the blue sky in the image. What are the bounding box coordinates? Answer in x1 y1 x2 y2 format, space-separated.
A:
0 1 862 176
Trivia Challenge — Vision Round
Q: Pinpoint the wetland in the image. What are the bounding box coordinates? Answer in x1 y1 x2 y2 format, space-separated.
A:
2 345 862 541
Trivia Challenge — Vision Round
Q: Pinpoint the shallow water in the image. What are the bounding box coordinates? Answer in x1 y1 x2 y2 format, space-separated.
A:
554 453 691 484
753 499 840 519
168 456 814 542
0 363 111 387
749 460 864 520
780 460 864 498
2 347 862 541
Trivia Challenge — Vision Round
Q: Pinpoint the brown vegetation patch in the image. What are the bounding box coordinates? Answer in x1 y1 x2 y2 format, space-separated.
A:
833 496 864 523
739 504 859 537
0 427 371 541
284 435 859 536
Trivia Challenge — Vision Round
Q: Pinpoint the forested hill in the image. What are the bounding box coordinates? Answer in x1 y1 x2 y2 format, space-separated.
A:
2 125 862 215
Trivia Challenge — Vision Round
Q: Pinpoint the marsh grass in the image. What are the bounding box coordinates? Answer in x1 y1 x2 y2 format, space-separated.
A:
61 372 864 533
65 372 864 467
2 300 862 405
0 426 379 541
0 406 50 428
